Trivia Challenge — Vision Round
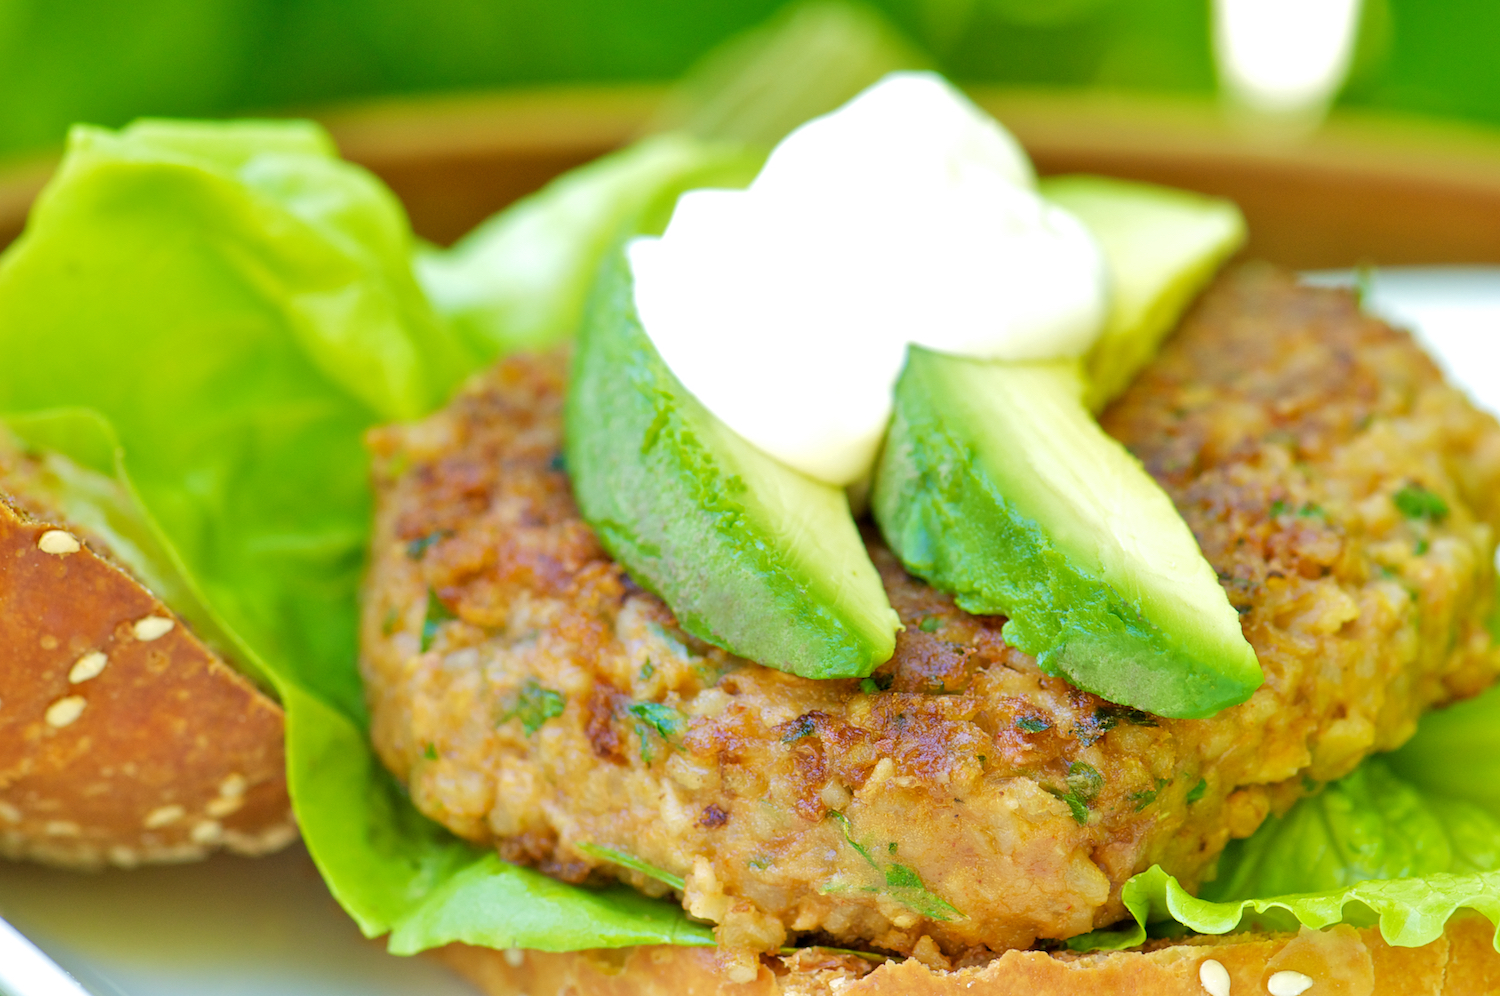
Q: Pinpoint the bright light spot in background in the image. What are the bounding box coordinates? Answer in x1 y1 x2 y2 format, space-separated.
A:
1214 0 1363 119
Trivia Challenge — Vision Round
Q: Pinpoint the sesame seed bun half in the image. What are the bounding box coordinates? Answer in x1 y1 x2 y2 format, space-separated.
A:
436 914 1500 996
0 490 294 869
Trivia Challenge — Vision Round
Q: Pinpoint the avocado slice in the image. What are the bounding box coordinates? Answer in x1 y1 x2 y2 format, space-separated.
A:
566 246 901 680
873 352 1259 717
1039 175 1245 411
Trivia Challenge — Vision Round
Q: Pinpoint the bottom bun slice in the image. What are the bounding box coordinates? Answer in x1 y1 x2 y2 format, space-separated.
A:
0 483 294 869
439 914 1500 996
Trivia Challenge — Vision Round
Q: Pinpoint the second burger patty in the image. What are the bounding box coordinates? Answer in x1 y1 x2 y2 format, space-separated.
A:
359 263 1500 967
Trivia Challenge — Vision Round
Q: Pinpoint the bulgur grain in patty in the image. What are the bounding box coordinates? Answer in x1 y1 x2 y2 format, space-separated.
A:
359 263 1500 973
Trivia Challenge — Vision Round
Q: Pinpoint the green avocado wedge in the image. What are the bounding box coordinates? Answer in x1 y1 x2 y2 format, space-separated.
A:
1038 174 1246 412
565 247 901 680
872 353 1260 718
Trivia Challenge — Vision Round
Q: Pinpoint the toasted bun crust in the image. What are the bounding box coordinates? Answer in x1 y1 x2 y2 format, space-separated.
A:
439 916 1500 996
0 495 294 868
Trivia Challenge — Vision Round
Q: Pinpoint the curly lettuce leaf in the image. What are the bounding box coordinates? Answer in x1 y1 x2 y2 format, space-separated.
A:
1072 686 1500 952
1075 864 1500 953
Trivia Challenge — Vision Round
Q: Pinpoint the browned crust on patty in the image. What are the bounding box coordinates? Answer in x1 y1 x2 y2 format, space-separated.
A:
0 492 293 868
438 915 1500 996
361 264 1500 965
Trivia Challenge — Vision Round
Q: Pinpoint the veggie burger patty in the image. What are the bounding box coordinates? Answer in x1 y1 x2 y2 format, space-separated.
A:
359 263 1500 967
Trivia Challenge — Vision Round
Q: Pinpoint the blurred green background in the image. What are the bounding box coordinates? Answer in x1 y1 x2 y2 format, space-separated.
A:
0 0 1490 159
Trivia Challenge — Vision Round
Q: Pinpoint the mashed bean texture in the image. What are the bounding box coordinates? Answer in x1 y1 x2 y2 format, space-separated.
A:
360 264 1500 967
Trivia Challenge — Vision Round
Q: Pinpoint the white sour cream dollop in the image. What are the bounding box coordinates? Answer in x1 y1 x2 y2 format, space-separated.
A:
628 72 1109 487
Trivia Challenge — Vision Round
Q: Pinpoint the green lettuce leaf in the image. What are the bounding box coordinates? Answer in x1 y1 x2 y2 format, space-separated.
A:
0 117 708 956
415 134 760 360
1204 762 1500 901
386 855 712 956
0 117 474 717
1071 686 1500 952
1386 681 1500 814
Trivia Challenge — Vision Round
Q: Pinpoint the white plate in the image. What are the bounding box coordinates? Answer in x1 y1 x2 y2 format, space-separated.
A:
2 265 1499 996
0 845 474 996
1304 266 1500 417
